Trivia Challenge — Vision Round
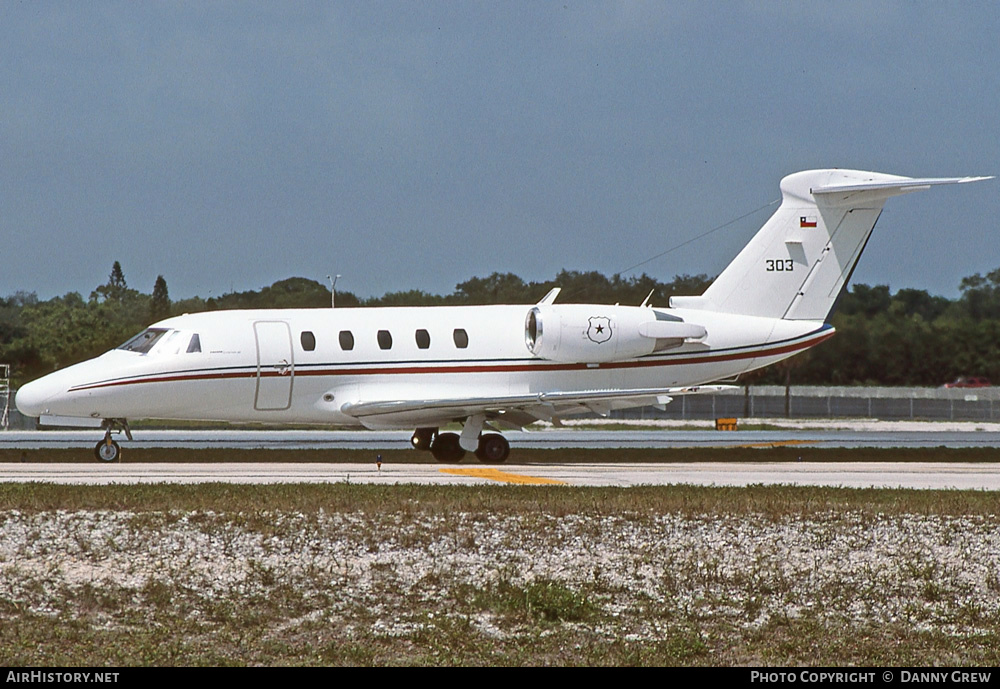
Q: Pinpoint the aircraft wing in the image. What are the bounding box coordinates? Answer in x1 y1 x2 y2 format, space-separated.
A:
339 385 736 428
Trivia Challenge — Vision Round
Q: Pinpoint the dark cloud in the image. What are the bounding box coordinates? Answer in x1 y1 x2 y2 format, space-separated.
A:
2 2 996 301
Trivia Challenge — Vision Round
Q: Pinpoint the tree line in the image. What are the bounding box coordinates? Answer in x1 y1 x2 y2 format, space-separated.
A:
2 261 999 388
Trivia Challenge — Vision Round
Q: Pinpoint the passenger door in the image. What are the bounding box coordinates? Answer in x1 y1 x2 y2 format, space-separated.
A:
253 321 294 411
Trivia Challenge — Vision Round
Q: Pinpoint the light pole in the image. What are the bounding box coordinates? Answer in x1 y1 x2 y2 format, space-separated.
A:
327 274 341 308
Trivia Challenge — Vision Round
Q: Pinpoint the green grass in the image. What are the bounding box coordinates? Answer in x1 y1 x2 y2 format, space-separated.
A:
1 481 999 515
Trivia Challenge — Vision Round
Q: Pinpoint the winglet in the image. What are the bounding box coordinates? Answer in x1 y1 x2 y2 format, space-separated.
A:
537 288 561 305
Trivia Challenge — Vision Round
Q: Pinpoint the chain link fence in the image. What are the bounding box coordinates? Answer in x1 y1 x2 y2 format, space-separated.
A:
615 386 1000 422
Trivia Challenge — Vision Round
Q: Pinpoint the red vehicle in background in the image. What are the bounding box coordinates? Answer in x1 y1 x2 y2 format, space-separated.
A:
943 377 992 388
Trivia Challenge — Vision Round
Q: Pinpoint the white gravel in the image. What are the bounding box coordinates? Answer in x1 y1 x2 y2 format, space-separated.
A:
2 509 998 639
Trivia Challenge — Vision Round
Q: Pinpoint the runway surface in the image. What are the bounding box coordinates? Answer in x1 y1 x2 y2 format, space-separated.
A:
4 427 999 489
3 427 1000 450
2 461 999 489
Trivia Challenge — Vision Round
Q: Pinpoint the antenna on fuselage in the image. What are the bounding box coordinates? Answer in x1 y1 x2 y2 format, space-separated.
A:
327 274 341 308
536 288 561 305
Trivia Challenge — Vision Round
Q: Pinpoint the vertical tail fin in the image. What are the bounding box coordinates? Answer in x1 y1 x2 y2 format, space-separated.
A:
670 169 991 321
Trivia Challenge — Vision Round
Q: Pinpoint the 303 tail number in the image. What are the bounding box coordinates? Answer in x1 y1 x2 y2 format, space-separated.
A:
766 259 794 271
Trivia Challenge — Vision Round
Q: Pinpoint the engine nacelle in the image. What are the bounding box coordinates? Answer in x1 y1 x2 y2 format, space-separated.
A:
524 304 706 363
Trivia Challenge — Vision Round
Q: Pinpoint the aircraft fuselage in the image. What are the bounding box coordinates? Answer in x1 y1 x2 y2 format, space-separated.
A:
15 304 828 429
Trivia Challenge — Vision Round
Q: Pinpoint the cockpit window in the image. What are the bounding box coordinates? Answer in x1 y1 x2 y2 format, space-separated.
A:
155 330 184 354
118 328 202 355
118 328 169 353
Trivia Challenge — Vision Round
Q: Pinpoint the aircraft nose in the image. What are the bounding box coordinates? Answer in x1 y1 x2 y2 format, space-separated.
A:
15 376 62 418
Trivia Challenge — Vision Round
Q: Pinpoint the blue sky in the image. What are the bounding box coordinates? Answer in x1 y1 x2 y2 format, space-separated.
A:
2 1 997 301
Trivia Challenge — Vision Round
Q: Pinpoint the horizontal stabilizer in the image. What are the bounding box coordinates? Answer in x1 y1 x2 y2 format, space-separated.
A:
812 176 993 196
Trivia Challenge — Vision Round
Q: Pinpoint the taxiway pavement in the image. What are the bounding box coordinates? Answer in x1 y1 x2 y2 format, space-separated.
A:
2 461 999 489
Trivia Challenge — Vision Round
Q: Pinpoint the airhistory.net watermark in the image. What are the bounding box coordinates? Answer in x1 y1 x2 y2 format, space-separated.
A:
6 672 119 683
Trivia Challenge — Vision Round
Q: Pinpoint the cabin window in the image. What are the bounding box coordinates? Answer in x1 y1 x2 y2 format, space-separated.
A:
186 334 202 353
377 330 393 350
339 330 354 351
453 328 469 349
300 331 316 351
118 328 169 354
415 329 431 349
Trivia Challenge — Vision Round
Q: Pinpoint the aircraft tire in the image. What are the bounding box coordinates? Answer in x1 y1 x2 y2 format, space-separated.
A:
94 439 121 462
475 433 510 464
430 432 465 463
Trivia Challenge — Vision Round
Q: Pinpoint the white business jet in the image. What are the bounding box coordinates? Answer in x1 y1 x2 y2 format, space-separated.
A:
16 169 991 462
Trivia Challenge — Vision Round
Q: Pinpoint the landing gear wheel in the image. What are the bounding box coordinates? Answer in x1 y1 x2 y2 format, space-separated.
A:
94 438 121 462
430 432 465 463
475 433 510 464
411 428 437 452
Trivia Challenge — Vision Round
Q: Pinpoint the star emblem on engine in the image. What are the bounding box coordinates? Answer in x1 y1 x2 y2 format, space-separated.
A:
587 316 613 344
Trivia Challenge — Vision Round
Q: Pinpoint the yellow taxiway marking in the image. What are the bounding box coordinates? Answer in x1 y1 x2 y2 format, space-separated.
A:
736 440 820 449
440 467 566 485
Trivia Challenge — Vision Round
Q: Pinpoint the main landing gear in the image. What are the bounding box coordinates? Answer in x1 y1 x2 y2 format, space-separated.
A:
93 419 132 463
410 427 511 464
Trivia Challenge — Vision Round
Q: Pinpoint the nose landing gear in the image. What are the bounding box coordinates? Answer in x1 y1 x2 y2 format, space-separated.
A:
93 419 131 463
94 434 121 462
